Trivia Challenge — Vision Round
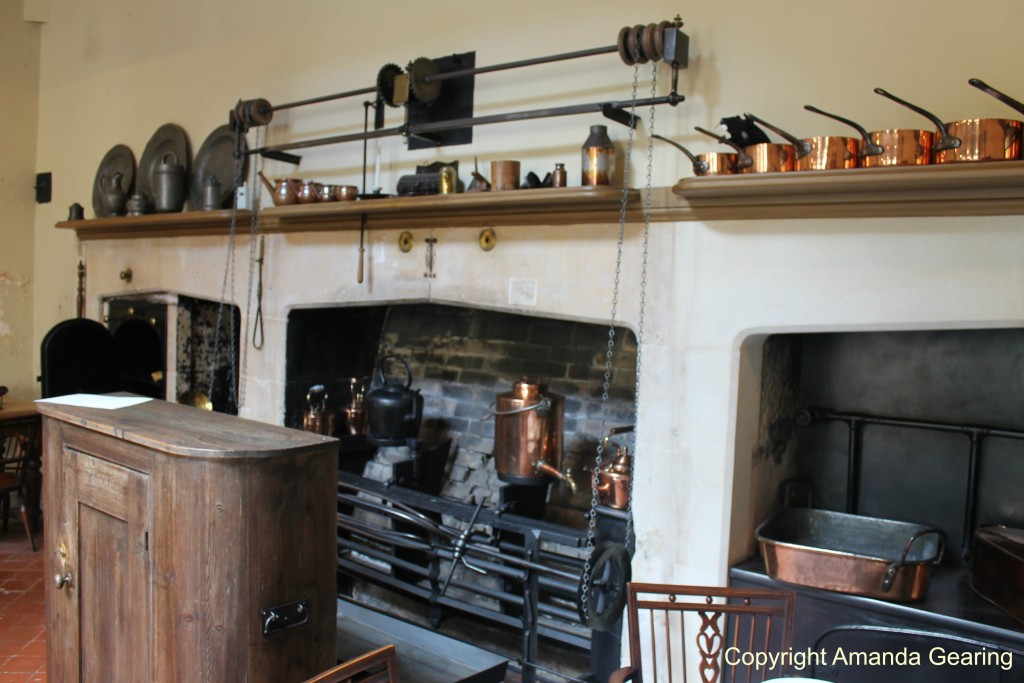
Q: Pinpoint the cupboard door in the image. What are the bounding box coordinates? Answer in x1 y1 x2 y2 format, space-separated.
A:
60 448 152 683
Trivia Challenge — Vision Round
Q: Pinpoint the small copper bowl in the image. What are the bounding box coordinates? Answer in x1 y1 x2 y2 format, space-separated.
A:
334 185 359 201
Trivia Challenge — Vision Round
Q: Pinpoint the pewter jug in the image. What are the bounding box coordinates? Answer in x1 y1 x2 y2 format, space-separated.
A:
102 172 127 216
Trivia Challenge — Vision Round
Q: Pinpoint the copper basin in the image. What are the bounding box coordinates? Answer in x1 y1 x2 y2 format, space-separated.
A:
756 508 944 602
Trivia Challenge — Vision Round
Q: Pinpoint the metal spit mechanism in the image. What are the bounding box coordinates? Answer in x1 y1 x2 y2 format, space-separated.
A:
491 379 575 492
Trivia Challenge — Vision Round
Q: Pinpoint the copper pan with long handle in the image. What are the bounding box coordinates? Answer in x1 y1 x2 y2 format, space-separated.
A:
874 87 1021 164
745 112 858 171
804 104 931 167
651 133 737 176
694 124 793 174
694 126 755 171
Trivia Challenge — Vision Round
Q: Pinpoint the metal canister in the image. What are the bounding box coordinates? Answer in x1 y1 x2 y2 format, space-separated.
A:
552 163 567 188
439 166 457 194
492 379 568 487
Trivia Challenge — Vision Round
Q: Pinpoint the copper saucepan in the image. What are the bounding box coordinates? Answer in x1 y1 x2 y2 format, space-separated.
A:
694 126 755 172
804 104 932 167
694 124 792 174
874 87 1022 163
652 134 737 176
745 112 858 171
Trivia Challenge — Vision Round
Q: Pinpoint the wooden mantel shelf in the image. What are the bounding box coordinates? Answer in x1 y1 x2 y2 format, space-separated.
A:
57 187 641 241
56 161 1024 240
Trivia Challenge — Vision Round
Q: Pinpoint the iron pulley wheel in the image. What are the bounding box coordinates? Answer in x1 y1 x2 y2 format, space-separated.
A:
577 541 631 632
408 57 441 106
376 63 403 108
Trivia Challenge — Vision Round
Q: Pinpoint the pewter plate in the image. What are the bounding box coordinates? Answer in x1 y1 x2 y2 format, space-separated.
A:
92 144 136 218
191 124 247 210
138 123 190 202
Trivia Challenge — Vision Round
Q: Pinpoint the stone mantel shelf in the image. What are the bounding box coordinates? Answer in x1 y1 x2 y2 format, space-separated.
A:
56 161 1024 240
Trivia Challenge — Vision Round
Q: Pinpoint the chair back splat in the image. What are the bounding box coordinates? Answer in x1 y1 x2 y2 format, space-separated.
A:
302 644 401 683
609 583 795 683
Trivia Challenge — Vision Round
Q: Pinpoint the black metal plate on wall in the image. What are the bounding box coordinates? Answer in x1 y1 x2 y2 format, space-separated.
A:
35 172 52 203
407 52 475 150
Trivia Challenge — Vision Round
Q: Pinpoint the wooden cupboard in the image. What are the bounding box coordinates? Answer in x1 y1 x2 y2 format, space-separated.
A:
38 398 338 683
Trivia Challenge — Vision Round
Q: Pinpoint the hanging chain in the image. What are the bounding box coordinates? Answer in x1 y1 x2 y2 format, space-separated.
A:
208 128 245 409
580 60 640 622
625 62 658 550
238 126 265 405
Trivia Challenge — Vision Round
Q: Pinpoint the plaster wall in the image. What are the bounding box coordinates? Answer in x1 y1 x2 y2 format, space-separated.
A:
0 1 40 397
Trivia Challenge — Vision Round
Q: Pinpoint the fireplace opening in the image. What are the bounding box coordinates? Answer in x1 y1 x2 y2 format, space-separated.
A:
286 303 638 679
99 293 241 414
733 327 1024 677
286 303 637 524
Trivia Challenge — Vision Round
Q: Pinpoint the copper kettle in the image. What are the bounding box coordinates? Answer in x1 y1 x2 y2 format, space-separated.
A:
596 426 633 509
302 384 336 436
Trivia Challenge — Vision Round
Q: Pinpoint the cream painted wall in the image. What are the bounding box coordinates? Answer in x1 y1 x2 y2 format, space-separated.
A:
0 1 40 398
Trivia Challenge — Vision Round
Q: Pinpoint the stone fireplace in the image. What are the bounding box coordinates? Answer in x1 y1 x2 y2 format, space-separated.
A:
70 165 1024 677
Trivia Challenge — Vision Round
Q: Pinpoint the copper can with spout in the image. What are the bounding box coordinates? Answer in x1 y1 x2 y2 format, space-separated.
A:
595 426 634 509
492 379 572 490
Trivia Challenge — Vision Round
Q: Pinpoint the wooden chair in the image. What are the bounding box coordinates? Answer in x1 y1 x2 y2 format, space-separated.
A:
0 415 40 551
303 644 402 683
610 582 795 683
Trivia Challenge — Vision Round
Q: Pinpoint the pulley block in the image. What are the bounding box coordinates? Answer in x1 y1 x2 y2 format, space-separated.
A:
577 541 631 632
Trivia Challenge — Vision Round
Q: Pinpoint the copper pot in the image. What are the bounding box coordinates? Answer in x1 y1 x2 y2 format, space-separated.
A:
491 379 574 491
257 171 300 206
652 134 736 176
804 104 932 167
334 185 359 201
875 87 1022 163
695 125 794 173
296 180 322 204
745 112 858 171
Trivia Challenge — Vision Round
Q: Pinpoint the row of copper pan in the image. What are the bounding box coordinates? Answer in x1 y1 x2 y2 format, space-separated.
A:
661 79 1024 176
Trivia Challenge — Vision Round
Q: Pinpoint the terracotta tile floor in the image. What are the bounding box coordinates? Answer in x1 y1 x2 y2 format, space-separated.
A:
0 527 45 683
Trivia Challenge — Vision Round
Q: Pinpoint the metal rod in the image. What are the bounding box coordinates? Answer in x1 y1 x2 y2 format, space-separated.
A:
963 431 982 561
248 93 684 157
270 85 377 112
799 408 1024 561
423 45 618 83
846 418 862 514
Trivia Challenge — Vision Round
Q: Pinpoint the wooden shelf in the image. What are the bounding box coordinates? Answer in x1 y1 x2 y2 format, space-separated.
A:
57 209 249 240
57 187 641 240
667 159 1024 220
57 163 1024 241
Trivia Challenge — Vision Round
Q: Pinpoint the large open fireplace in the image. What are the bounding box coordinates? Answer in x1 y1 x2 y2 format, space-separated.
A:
71 168 1024 681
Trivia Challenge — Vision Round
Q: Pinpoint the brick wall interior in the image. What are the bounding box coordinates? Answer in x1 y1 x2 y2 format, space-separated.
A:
286 303 637 527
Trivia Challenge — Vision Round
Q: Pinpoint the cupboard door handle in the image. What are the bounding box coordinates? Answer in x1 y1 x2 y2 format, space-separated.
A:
54 571 73 590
